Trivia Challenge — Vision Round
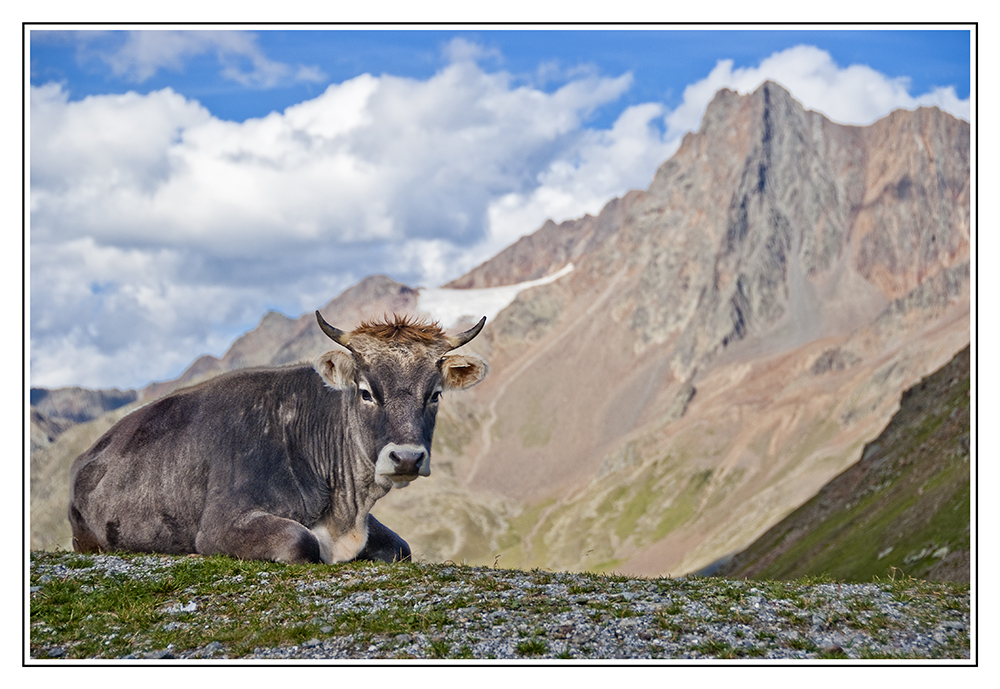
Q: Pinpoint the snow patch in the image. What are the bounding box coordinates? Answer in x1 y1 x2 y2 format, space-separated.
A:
418 264 574 328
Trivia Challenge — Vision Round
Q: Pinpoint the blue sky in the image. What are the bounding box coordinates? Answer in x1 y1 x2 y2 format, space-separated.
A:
28 27 974 390
32 29 970 126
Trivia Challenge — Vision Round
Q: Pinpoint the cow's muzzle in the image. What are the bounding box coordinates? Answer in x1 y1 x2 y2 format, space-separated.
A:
375 443 431 488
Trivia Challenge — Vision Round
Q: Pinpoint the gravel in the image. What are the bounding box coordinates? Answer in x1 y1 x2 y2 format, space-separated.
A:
30 552 972 662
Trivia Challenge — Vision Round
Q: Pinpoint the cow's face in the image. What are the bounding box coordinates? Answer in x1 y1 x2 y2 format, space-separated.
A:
313 315 488 489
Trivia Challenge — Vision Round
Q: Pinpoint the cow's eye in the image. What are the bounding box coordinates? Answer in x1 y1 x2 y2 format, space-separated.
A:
358 387 375 403
429 390 442 404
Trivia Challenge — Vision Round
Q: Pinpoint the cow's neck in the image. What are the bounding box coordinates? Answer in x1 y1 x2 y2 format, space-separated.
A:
325 409 390 534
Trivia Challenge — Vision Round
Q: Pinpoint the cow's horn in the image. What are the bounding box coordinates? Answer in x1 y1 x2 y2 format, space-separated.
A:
315 311 353 350
446 316 487 350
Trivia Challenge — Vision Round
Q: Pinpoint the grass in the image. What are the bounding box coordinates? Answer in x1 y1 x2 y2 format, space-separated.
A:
494 447 728 573
30 553 463 659
652 469 713 540
732 355 971 584
30 550 971 661
515 638 549 656
750 451 968 582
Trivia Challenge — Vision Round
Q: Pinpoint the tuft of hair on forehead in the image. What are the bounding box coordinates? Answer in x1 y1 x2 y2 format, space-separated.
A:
351 314 446 346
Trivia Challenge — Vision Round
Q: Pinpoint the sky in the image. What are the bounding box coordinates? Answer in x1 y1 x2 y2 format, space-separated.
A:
27 26 974 391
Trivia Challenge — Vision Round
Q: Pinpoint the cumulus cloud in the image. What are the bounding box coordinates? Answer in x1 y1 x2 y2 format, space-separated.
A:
666 44 971 133
29 49 634 388
29 41 970 390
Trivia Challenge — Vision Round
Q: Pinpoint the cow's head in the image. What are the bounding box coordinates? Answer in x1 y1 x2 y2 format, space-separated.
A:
313 312 488 489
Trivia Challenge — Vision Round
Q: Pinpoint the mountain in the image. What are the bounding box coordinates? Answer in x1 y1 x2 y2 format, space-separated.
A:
29 82 971 578
711 345 970 583
29 387 138 451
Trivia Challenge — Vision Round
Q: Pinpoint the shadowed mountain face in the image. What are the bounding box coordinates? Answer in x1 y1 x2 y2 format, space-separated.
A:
30 83 971 577
711 345 970 583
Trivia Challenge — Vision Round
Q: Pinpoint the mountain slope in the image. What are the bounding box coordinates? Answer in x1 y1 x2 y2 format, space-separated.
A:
711 345 970 583
371 82 969 575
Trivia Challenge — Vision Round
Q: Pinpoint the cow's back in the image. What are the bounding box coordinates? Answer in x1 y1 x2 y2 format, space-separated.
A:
68 365 332 555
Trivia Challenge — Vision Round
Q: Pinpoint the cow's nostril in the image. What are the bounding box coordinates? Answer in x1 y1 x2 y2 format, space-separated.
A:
389 449 425 474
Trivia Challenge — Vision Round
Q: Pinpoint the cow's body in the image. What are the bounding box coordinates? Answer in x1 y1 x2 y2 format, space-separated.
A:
68 314 488 564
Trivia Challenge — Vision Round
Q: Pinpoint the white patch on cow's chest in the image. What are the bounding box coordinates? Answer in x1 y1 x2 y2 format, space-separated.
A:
310 518 369 563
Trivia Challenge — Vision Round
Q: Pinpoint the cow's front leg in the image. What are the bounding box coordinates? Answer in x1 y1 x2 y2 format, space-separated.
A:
352 514 411 563
195 510 322 564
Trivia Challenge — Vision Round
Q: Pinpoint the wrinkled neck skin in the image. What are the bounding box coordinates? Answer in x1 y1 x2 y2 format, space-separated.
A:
311 395 387 542
321 345 443 537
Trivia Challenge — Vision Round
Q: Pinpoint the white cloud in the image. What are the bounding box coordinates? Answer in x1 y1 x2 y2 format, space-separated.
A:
29 42 971 390
667 44 971 131
480 101 676 266
29 52 634 388
86 30 327 88
30 83 211 198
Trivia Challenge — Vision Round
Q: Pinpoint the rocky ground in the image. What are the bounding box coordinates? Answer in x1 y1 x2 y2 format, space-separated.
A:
29 551 971 662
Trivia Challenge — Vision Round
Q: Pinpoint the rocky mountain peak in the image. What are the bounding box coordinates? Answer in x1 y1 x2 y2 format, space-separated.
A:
595 81 969 378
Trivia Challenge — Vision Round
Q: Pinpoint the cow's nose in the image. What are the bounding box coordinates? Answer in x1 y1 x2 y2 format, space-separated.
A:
389 448 426 475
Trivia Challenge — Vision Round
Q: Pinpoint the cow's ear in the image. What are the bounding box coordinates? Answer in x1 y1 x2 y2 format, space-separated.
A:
440 353 489 390
314 350 356 390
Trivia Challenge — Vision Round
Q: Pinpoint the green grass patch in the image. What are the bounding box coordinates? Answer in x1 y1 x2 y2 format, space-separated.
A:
753 452 969 582
652 469 713 540
612 470 659 541
515 638 549 656
29 553 470 659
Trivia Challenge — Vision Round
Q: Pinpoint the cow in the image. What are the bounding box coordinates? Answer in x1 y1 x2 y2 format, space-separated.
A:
67 312 489 565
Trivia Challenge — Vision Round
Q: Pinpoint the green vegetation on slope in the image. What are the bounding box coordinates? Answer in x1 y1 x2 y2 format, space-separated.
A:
715 346 971 583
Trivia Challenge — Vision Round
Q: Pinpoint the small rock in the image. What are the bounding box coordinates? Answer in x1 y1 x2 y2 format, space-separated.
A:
203 641 225 654
46 647 66 658
145 648 175 659
164 601 198 614
303 638 321 648
551 624 574 639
